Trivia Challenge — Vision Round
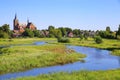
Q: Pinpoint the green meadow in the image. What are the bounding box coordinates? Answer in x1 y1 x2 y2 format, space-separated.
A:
0 38 85 74
67 38 120 56
0 38 120 80
0 38 56 46
69 38 120 50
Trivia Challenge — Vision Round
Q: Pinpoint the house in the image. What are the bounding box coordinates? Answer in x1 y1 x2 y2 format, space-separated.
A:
67 32 74 37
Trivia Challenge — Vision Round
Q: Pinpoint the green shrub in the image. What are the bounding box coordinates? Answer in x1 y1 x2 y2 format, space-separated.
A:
58 38 70 43
94 36 103 44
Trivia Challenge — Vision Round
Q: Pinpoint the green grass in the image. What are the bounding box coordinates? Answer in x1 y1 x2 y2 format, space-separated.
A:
111 50 120 56
16 69 120 80
1 37 120 80
67 38 120 56
0 44 85 74
68 38 120 50
0 38 57 46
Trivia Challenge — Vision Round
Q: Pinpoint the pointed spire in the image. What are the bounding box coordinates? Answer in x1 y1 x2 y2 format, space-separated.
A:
27 17 29 24
15 13 17 19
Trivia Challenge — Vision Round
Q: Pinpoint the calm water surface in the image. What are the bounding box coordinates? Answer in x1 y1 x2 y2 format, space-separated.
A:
0 42 120 80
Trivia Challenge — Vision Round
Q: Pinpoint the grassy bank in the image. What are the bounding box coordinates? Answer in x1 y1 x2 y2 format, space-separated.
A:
1 38 120 50
0 44 85 74
65 38 120 56
111 50 120 56
0 38 57 46
69 38 120 50
16 69 120 80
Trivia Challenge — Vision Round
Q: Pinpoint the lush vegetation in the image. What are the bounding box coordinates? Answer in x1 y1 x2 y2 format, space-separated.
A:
0 23 120 80
0 24 11 38
57 37 70 43
68 38 120 50
111 50 120 56
0 42 85 74
0 38 56 46
16 69 120 80
94 36 103 44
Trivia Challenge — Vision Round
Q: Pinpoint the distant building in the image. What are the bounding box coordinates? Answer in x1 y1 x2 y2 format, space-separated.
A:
13 14 36 36
67 32 74 37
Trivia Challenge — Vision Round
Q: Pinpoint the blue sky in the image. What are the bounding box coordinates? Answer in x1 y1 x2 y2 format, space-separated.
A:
0 0 120 31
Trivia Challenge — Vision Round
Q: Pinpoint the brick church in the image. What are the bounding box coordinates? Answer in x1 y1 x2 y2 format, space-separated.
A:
13 14 36 36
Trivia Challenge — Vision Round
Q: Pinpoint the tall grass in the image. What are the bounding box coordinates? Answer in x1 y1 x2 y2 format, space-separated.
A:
111 50 120 56
0 38 57 46
0 44 85 74
16 69 120 80
68 38 120 50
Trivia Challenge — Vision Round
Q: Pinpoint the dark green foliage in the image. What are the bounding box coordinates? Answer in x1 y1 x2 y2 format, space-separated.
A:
99 31 116 39
58 37 70 43
84 31 89 40
1 24 10 33
98 26 116 39
48 25 55 32
80 34 84 40
106 26 111 32
48 25 62 38
22 29 34 37
94 36 103 44
73 29 80 37
0 31 9 38
58 27 66 37
33 30 40 37
0 24 10 38
49 29 62 38
49 34 55 38
65 27 72 32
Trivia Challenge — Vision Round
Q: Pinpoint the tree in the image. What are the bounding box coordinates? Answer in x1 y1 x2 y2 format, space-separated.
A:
48 25 55 32
73 29 80 37
0 24 10 38
84 31 89 40
65 27 72 33
22 29 34 37
33 30 40 37
58 27 66 37
106 26 111 32
0 31 9 38
53 29 62 38
80 34 83 41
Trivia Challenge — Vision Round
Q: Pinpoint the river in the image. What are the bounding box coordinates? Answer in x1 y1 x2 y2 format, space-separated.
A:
0 42 120 80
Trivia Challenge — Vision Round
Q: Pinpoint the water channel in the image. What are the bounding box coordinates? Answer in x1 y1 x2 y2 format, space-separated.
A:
0 42 120 80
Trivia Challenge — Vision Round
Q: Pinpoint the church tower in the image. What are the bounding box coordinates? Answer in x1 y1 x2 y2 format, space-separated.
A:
13 14 19 30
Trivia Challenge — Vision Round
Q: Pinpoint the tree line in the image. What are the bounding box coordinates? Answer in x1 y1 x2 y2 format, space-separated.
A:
0 24 120 40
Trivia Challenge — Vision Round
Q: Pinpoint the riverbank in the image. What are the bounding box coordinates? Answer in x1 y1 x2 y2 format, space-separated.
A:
0 38 56 46
0 38 120 80
16 69 120 80
0 41 85 74
67 38 120 56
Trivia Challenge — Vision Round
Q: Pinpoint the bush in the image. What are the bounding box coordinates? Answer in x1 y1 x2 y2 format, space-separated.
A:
58 38 70 43
22 29 34 38
94 36 103 44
